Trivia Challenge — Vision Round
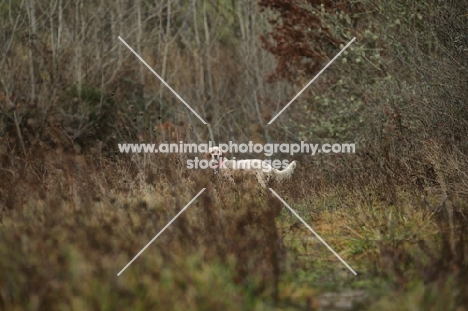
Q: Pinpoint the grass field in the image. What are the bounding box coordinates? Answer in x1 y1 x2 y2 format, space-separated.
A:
1 150 466 310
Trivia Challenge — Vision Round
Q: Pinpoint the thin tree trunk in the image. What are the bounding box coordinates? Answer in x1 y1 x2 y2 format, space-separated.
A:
99 3 105 115
14 111 27 156
250 3 270 143
192 0 204 97
236 0 246 41
58 0 62 49
117 0 123 69
136 0 145 100
203 0 213 98
158 0 172 141
160 0 171 100
74 0 82 100
27 0 37 101
49 0 56 84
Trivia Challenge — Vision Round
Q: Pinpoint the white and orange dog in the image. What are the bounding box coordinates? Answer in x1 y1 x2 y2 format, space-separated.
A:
206 146 297 188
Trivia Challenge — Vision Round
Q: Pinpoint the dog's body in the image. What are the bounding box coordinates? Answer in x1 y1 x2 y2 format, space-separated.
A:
206 147 297 188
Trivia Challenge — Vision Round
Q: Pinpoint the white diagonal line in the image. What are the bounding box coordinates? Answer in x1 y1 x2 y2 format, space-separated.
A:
268 37 356 124
118 36 207 125
117 188 206 276
269 188 357 275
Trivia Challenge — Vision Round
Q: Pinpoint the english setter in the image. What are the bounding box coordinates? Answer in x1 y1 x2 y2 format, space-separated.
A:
206 146 297 188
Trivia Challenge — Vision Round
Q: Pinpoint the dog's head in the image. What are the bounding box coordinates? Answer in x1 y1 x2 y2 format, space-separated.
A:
205 146 224 161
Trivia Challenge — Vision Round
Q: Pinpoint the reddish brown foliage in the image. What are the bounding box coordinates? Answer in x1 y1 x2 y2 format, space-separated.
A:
258 0 364 83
